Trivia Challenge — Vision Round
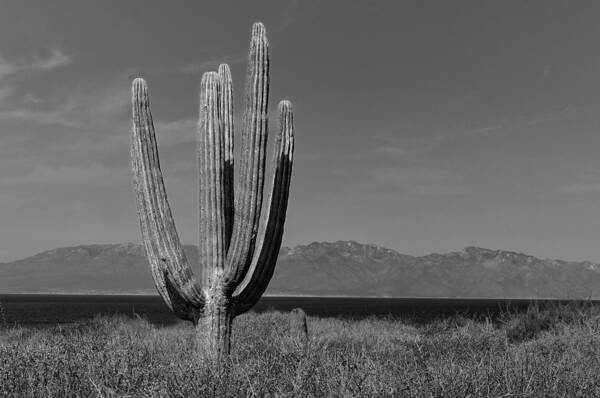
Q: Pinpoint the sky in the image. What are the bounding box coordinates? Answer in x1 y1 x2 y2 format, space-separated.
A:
0 1 600 262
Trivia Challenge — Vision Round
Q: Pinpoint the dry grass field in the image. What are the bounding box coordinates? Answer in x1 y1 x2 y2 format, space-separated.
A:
1 303 600 397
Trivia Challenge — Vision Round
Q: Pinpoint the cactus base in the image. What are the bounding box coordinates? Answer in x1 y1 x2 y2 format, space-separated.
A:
196 301 232 360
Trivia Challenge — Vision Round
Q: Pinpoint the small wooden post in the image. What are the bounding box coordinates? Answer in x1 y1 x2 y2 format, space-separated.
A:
289 307 309 351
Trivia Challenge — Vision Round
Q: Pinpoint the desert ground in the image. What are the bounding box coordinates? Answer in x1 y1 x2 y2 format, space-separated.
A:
1 303 600 397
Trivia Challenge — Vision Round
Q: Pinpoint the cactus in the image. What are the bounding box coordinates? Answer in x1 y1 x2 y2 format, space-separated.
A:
130 22 294 360
289 308 309 352
0 301 7 328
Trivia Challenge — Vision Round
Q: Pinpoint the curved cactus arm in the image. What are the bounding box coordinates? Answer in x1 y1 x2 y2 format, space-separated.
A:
232 100 294 314
163 270 201 321
225 22 270 287
131 78 205 312
198 72 228 288
218 64 235 248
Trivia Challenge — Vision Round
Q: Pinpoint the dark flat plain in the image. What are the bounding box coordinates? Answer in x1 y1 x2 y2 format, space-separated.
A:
1 294 596 325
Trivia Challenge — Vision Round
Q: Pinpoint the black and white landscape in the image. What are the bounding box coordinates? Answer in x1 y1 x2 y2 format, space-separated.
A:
2 2 600 396
2 240 600 298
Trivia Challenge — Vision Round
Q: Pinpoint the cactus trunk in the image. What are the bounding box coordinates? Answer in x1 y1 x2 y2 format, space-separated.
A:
196 295 232 359
130 22 294 362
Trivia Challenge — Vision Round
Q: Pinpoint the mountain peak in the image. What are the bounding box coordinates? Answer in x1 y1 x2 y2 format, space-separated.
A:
461 246 497 255
459 246 537 260
2 241 600 298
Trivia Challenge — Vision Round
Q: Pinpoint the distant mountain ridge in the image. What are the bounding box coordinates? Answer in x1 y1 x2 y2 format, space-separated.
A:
1 241 600 298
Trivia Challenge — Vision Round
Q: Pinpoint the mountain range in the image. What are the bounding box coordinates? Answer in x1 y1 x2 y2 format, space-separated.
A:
1 241 600 298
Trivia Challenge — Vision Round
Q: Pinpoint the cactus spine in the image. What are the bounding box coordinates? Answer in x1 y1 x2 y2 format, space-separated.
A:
130 22 294 360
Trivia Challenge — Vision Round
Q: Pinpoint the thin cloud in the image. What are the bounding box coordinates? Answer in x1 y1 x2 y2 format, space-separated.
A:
155 119 196 144
462 107 576 138
0 84 128 129
561 183 600 195
0 57 19 80
139 55 244 76
559 172 600 195
369 167 468 195
368 145 409 157
280 0 300 31
29 48 72 70
0 85 16 103
175 55 243 74
3 163 124 187
0 109 80 127
365 106 577 165
368 133 447 159
0 48 72 81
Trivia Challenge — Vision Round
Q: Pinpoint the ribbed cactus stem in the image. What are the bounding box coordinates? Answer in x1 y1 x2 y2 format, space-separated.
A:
131 78 204 321
218 64 235 247
233 100 294 315
197 71 232 357
130 22 294 361
225 22 270 289
198 71 227 288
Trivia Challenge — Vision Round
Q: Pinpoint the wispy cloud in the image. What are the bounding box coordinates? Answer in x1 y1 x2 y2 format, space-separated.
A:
0 83 128 129
155 119 196 143
0 48 72 81
3 163 124 187
0 85 16 103
29 48 72 70
280 0 300 31
463 107 576 138
0 108 79 127
368 145 410 157
0 57 19 80
369 167 468 195
174 55 243 74
0 48 73 112
367 132 447 159
363 106 579 168
136 55 244 76
559 171 600 195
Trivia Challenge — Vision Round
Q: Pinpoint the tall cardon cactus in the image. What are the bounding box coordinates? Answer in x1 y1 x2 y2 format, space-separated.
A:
130 22 294 360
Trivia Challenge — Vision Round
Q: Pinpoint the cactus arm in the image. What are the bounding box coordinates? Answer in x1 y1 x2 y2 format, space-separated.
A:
224 22 270 288
232 100 294 315
131 78 205 312
218 64 235 248
198 72 228 288
163 270 201 321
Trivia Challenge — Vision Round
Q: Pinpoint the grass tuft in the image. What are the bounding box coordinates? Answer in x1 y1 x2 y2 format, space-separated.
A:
2 303 600 396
